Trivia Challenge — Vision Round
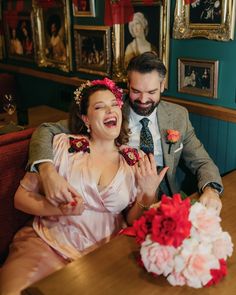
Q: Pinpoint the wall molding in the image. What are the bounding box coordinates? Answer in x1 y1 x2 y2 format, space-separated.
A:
163 96 236 123
0 63 85 86
1 63 236 123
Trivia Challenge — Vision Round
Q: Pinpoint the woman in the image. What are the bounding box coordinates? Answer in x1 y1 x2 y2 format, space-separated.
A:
0 78 167 295
124 12 157 68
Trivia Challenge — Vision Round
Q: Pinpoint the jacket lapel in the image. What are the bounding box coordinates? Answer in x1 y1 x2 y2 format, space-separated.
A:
157 102 175 178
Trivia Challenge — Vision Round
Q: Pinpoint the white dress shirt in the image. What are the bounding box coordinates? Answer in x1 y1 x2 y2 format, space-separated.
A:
128 108 163 167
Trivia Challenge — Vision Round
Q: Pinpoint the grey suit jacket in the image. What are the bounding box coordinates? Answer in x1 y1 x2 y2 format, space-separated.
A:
28 100 223 193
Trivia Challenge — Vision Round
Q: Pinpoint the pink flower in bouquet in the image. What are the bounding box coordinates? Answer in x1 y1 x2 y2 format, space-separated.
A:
179 243 220 288
212 232 233 260
151 194 191 248
189 202 222 241
141 235 177 276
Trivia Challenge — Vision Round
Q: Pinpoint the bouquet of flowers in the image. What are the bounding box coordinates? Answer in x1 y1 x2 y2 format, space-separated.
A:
123 194 233 288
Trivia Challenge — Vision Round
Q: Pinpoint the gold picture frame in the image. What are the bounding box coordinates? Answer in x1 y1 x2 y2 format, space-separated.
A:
112 0 170 86
72 0 95 17
2 8 36 63
178 58 219 98
33 0 72 72
173 0 236 41
74 25 111 76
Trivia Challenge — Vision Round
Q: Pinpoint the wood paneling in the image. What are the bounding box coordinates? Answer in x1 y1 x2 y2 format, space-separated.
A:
163 96 236 123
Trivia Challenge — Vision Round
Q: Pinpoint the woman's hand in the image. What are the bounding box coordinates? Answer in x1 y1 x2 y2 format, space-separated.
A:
134 154 168 203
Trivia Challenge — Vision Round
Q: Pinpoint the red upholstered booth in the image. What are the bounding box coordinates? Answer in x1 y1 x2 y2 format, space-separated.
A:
0 128 35 264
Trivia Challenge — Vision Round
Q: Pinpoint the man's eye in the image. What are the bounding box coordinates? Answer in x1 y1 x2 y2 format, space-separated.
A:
149 91 157 95
132 90 139 94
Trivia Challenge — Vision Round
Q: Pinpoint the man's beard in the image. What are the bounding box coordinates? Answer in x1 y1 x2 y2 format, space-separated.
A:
129 99 159 116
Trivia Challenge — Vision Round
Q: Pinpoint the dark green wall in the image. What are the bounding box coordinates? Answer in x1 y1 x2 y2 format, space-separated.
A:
1 1 236 174
2 1 236 110
164 1 236 110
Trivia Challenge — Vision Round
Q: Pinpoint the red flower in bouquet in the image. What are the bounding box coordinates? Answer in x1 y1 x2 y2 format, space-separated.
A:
152 194 191 248
205 259 227 287
68 137 90 153
119 147 140 166
133 208 157 244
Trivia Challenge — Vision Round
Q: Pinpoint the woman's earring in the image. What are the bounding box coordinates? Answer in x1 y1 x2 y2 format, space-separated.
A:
87 125 90 133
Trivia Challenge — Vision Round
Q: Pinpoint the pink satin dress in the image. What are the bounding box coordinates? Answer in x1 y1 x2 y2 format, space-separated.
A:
0 134 137 295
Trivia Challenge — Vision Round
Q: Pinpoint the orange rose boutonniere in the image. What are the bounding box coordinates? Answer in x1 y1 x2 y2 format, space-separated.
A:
166 129 180 154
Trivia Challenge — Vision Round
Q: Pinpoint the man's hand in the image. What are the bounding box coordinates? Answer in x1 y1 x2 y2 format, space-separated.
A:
199 186 222 215
38 162 82 206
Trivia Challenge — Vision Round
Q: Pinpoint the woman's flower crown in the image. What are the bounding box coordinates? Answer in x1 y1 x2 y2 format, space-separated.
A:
74 77 124 108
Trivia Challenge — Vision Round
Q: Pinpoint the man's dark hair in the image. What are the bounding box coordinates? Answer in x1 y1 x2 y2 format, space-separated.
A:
126 51 167 81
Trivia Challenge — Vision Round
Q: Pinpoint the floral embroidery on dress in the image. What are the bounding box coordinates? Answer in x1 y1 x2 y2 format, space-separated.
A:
68 137 90 153
119 147 140 166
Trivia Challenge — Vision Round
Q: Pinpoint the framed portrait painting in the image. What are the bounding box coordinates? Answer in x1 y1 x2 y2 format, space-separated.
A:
74 25 111 76
72 0 95 17
178 58 219 98
173 0 236 40
33 0 72 72
2 7 35 62
112 0 170 86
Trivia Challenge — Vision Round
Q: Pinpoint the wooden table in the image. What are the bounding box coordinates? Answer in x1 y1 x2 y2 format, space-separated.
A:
0 105 68 132
22 171 236 295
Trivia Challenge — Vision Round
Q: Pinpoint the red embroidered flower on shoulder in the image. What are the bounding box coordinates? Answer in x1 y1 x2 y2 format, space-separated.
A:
68 137 90 153
119 147 140 166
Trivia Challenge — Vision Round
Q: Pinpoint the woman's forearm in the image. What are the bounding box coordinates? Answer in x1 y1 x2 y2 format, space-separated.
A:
125 193 156 225
14 186 62 216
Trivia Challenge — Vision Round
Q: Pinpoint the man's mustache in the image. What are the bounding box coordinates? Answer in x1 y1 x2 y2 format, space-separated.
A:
133 100 152 106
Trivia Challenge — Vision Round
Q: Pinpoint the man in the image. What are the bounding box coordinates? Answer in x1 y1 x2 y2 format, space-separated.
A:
28 52 223 213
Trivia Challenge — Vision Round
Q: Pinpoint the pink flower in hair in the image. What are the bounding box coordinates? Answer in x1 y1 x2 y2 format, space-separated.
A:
91 78 124 108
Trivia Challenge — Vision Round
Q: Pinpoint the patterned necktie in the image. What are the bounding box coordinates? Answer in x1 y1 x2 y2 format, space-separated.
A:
139 118 154 154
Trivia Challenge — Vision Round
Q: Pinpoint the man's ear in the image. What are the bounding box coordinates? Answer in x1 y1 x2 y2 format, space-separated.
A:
160 79 166 93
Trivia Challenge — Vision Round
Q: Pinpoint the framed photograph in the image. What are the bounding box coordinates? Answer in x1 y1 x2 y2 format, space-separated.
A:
173 0 235 40
178 58 219 98
2 10 35 62
72 0 95 17
74 25 111 76
33 0 72 72
112 0 170 86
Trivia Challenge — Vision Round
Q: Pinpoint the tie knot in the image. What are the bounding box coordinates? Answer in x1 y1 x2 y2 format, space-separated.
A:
140 118 150 128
